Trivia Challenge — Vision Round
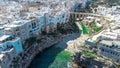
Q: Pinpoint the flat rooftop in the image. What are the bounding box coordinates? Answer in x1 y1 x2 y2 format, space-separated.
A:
100 40 120 47
0 53 4 60
0 35 10 42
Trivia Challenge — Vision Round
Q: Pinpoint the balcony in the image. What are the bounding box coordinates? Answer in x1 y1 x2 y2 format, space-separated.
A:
0 35 16 44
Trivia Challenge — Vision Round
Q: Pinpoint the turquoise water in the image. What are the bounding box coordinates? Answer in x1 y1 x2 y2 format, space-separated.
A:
29 33 81 68
29 46 72 68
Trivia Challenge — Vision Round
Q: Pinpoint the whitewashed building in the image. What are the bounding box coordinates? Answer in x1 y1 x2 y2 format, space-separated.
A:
98 40 120 63
0 35 23 54
0 48 16 68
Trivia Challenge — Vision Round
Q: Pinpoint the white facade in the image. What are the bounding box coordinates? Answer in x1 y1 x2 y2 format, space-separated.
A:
99 32 118 40
96 5 120 27
98 40 120 63
96 6 108 15
4 20 31 41
0 0 84 41
99 31 120 40
0 26 4 36
0 48 16 68
0 35 23 54
95 6 115 16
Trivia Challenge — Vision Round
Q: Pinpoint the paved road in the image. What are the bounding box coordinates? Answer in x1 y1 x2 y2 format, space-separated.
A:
75 22 82 30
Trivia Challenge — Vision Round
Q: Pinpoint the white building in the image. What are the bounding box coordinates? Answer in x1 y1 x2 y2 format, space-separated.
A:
98 40 120 64
83 16 95 26
99 32 118 40
95 5 120 27
95 6 108 15
99 30 120 41
0 48 16 68
4 20 31 42
47 9 70 32
0 35 21 68
0 35 23 54
0 26 4 36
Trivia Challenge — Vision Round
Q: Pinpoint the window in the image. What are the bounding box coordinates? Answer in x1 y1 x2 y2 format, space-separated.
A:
117 59 119 63
0 60 1 64
111 52 112 54
29 25 31 28
58 18 60 20
106 45 109 47
13 51 15 54
16 28 19 31
17 32 20 36
113 53 114 55
66 18 68 21
109 46 112 48
29 30 32 33
101 49 104 51
62 15 64 18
